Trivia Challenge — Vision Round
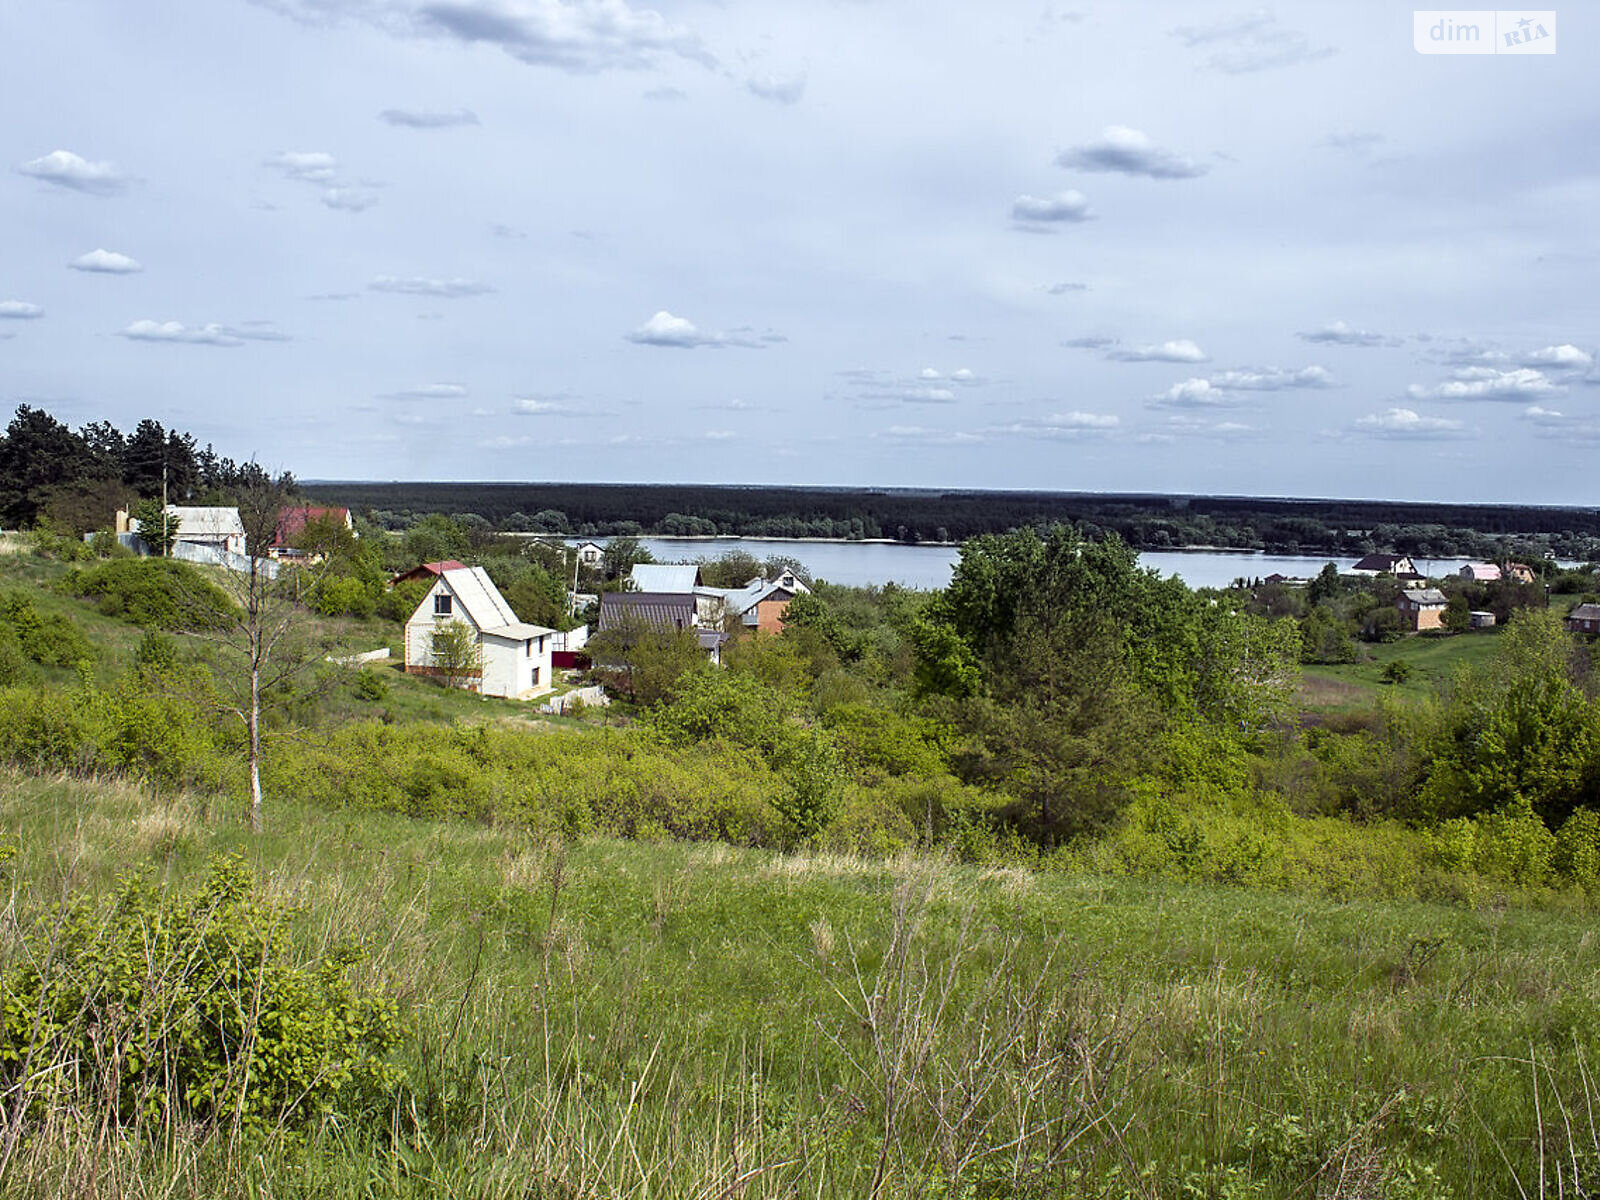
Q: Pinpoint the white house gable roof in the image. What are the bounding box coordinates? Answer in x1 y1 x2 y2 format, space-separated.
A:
437 566 520 630
131 505 244 539
480 621 556 641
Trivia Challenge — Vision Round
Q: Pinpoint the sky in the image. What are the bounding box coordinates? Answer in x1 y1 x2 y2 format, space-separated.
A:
2 1 1597 503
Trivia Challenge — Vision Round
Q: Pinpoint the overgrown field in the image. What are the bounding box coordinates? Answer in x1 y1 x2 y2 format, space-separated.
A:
4 769 1600 1198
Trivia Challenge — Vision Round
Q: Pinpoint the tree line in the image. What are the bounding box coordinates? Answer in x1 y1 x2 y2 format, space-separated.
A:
0 404 281 531
301 479 1600 560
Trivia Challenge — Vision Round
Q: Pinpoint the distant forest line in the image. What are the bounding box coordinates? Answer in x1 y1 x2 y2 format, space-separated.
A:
301 481 1600 560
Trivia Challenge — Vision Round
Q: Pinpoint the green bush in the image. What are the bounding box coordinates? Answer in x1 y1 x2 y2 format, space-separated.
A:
0 855 402 1131
0 591 96 668
0 624 28 686
1556 808 1600 893
61 558 234 630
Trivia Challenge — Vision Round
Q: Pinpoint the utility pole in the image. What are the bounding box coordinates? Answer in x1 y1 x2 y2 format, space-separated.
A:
162 460 169 557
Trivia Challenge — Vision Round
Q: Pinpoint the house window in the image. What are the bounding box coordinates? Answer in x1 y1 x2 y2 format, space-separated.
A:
434 594 452 616
530 666 541 686
525 638 533 658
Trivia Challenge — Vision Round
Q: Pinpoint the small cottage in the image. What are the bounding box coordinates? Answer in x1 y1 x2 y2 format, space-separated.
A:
1397 588 1448 632
403 566 554 699
1567 603 1600 636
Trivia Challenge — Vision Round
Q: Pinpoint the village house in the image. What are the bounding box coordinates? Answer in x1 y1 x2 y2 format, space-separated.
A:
715 571 813 633
1351 553 1418 578
1460 562 1501 583
1504 563 1537 585
1396 587 1448 632
597 590 726 663
403 566 554 699
573 541 604 567
271 504 353 561
1566 603 1600 636
118 505 247 556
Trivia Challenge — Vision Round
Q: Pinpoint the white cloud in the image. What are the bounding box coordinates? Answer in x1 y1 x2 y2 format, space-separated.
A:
1296 320 1398 347
70 248 143 273
119 320 247 347
746 73 805 104
0 301 44 319
1407 366 1560 402
995 411 1120 438
323 187 379 211
17 149 127 195
624 310 768 349
378 107 480 127
1010 190 1093 226
1522 404 1565 425
1353 408 1469 439
369 275 495 297
1207 365 1334 390
383 382 469 399
1170 12 1334 74
1523 344 1593 369
1055 126 1207 180
1151 378 1232 408
512 396 575 414
876 425 984 445
264 151 339 182
703 429 736 440
1107 338 1209 363
1321 130 1385 154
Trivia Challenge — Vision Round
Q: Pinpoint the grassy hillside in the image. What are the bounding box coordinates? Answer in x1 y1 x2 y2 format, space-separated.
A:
4 769 1597 1198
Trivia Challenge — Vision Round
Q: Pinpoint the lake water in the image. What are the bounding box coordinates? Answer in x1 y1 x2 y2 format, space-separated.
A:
632 537 1490 591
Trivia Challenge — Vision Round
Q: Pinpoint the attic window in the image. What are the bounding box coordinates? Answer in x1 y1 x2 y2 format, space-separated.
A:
434 594 453 616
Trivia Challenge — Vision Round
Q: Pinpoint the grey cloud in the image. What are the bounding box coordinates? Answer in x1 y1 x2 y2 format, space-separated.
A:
745 73 806 105
369 275 495 297
1055 126 1207 180
1046 281 1088 294
1010 190 1093 227
17 149 128 195
1321 130 1385 153
1170 12 1335 74
0 301 45 319
643 86 687 101
70 248 143 273
1296 320 1399 347
379 107 480 127
1062 335 1115 349
307 292 361 301
416 0 715 72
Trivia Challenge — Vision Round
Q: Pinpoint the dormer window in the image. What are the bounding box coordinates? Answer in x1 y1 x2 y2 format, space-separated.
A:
434 593 453 616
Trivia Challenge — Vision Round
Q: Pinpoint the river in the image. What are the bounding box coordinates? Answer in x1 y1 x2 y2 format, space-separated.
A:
628 537 1496 591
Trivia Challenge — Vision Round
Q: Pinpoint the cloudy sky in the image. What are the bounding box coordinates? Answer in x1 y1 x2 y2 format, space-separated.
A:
3 2 1597 502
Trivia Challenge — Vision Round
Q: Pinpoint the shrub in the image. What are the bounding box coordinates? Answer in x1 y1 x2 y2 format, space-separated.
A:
0 855 402 1131
1555 807 1600 893
61 558 234 630
0 591 96 668
0 625 28 687
1382 659 1413 684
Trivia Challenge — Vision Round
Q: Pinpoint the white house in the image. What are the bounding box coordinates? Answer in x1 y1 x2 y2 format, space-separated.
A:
119 505 247 556
404 566 555 700
573 541 605 567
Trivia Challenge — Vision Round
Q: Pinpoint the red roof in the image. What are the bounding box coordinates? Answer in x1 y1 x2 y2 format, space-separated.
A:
389 560 468 586
273 504 351 547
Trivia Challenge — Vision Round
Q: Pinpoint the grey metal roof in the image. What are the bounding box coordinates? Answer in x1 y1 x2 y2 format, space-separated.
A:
1569 603 1600 621
628 563 701 593
598 591 695 631
1401 588 1447 604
